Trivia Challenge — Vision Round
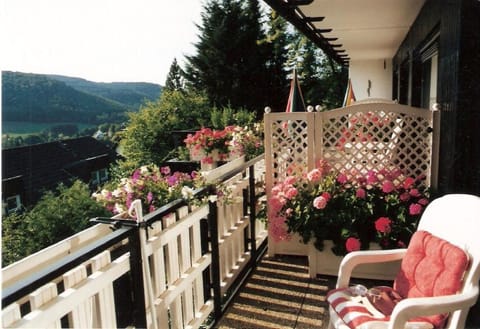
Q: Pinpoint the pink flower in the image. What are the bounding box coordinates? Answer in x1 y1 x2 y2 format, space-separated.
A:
409 203 422 215
346 237 361 252
382 180 395 193
284 176 296 185
366 170 378 184
307 169 322 183
409 188 421 197
147 192 153 203
313 196 328 209
403 177 415 189
400 192 410 202
418 198 429 206
375 217 392 233
160 166 171 175
337 173 348 184
321 192 331 202
356 188 366 199
268 196 285 215
285 187 298 199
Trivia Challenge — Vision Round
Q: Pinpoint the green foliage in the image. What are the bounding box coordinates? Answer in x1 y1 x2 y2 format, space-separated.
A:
286 34 348 110
2 181 111 266
120 89 211 167
164 58 185 92
209 106 256 129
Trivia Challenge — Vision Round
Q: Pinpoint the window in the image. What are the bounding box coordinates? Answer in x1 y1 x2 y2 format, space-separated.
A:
91 168 109 186
421 51 438 109
4 195 22 215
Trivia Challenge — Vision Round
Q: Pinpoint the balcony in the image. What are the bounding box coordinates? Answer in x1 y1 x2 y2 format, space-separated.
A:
2 102 478 328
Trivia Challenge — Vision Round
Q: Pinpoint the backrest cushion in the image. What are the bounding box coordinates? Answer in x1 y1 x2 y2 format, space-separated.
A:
393 230 470 327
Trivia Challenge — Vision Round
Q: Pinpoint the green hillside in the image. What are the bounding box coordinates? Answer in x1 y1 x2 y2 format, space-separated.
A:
48 74 162 109
1 71 162 124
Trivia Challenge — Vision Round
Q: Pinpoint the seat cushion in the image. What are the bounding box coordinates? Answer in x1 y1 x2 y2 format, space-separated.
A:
393 230 470 327
327 288 434 329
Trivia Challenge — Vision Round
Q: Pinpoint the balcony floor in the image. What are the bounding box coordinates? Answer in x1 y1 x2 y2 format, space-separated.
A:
216 254 334 329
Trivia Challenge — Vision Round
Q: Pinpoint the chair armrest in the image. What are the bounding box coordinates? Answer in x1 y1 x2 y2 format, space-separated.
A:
388 286 479 329
337 249 407 288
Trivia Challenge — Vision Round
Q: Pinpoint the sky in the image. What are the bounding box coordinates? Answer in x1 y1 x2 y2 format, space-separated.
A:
1 0 204 85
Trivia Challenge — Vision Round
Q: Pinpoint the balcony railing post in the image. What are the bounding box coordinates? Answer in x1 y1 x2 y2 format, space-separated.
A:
128 228 147 329
208 194 222 321
248 164 257 264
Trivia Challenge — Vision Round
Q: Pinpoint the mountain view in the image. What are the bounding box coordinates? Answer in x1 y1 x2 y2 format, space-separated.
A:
2 71 162 124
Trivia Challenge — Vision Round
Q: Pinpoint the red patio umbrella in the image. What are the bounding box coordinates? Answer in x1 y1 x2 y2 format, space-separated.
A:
285 68 306 112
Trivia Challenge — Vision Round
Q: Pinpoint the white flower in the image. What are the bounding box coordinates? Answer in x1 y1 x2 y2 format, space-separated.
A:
181 186 194 199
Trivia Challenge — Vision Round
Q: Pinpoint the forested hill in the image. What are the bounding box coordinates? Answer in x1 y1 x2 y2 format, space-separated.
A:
2 71 162 124
48 74 162 109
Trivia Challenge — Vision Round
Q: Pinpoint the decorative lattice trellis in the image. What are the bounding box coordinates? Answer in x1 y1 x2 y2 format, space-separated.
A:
264 102 440 201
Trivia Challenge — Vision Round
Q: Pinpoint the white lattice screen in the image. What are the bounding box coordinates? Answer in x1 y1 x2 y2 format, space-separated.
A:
264 102 440 201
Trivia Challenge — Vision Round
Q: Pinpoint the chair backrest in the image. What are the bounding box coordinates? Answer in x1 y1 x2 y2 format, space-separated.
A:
415 194 480 327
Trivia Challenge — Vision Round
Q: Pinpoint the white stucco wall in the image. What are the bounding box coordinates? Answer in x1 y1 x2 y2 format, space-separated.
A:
349 59 393 101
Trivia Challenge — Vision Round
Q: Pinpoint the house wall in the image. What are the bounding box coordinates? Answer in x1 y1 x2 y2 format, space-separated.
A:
392 0 480 195
349 59 392 101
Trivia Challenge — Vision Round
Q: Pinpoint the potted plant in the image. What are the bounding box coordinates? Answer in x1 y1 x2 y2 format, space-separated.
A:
268 159 430 277
92 164 200 216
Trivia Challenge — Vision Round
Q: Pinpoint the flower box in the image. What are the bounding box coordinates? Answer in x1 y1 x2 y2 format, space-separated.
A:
268 233 309 256
202 155 245 183
307 240 400 280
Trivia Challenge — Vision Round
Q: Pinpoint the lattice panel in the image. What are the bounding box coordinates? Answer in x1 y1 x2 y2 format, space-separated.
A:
320 106 434 184
266 114 315 187
264 103 437 202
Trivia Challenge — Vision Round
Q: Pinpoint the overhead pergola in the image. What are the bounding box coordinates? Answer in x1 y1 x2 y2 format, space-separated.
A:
263 0 426 65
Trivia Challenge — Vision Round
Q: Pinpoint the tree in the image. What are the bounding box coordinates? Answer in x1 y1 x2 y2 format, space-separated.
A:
2 181 111 266
164 58 185 92
119 89 211 169
185 0 269 118
261 9 290 111
286 31 347 110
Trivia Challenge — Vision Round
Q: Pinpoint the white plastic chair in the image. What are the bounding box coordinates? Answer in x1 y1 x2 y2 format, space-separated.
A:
328 194 480 329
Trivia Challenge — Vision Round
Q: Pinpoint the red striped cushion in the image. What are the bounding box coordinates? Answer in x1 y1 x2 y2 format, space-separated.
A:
327 289 434 329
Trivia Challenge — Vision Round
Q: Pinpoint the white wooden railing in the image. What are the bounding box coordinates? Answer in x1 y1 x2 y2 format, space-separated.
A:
2 156 267 329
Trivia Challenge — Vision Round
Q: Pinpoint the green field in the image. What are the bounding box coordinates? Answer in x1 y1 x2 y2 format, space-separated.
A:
2 121 96 136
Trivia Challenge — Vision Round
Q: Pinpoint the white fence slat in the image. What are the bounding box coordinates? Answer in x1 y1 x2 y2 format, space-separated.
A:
91 250 117 328
178 206 195 327
28 282 61 328
164 213 183 329
2 303 21 327
191 220 205 315
63 265 92 328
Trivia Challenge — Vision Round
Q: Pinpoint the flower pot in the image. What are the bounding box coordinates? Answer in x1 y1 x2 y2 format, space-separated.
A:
268 233 309 256
307 240 400 280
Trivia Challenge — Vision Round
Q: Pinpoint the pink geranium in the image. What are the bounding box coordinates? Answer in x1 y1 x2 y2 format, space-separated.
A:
313 196 327 209
382 180 395 193
346 237 361 252
307 168 323 183
356 188 366 199
375 217 392 233
409 203 422 215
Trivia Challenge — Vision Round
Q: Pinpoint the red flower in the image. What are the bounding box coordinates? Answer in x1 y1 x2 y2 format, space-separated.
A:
382 180 395 193
409 203 422 215
356 188 366 199
346 237 361 252
375 217 392 233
